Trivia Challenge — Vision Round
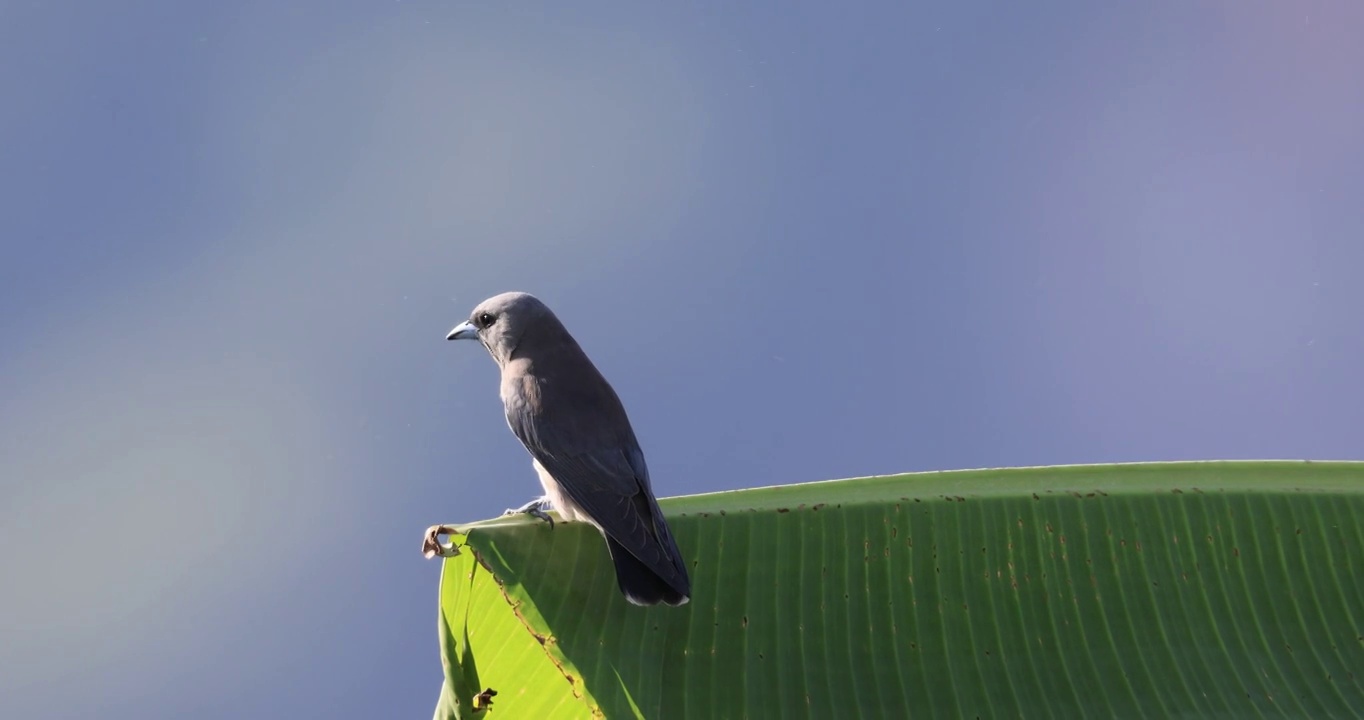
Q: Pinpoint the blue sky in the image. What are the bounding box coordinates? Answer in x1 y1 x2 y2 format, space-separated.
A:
2 1 1362 718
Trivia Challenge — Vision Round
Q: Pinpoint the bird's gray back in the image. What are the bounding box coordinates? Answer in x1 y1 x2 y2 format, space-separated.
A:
499 327 688 595
501 344 639 456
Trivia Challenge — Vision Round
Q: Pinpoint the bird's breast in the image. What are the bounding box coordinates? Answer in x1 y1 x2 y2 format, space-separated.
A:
500 371 543 414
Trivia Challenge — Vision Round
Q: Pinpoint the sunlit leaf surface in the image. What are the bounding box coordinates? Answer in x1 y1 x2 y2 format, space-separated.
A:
433 461 1364 719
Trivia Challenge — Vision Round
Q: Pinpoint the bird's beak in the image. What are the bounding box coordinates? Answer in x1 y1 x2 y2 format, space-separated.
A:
447 321 479 341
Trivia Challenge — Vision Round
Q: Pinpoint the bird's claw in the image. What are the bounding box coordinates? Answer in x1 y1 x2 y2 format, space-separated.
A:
422 525 460 559
503 496 556 529
525 507 554 528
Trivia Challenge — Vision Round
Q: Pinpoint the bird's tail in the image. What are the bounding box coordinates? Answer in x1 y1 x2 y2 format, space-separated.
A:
605 536 690 607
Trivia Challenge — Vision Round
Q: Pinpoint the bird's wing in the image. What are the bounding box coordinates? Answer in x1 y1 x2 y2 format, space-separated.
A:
505 404 688 591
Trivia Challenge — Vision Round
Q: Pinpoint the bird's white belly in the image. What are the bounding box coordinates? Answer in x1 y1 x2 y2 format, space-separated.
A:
532 458 591 525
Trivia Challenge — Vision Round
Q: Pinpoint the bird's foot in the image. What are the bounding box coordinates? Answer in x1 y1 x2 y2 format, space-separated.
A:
503 496 556 528
422 525 460 559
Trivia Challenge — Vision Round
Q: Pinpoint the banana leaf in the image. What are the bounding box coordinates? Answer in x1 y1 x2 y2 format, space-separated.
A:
430 460 1364 719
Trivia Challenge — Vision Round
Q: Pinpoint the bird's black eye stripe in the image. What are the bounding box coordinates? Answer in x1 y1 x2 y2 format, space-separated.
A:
477 312 496 328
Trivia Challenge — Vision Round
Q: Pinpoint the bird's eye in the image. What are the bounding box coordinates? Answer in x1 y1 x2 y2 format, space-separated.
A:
477 312 496 328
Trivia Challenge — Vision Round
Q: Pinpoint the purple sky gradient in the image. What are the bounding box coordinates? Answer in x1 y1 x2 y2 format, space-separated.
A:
2 2 1362 718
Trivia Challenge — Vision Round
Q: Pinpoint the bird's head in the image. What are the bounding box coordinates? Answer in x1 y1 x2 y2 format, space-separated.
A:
447 291 554 366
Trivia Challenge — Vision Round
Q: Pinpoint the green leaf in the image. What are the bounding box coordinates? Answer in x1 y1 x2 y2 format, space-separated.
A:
432 461 1364 718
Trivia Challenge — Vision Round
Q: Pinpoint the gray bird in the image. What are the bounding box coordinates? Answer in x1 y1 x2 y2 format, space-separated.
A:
438 291 691 607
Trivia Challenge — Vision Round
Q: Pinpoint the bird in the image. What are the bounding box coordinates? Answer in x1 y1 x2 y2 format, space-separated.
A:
429 291 691 607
